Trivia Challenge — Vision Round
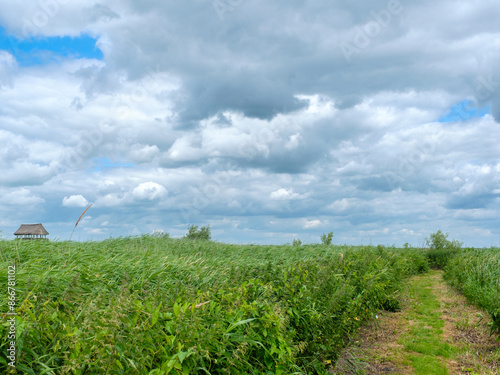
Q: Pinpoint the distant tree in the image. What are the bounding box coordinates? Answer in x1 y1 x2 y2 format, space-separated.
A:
425 230 462 268
321 232 333 246
185 225 211 241
426 230 448 250
292 238 302 246
425 230 462 250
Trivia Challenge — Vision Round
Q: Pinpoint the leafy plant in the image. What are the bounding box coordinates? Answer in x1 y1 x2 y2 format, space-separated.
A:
184 224 211 241
321 231 334 245
292 238 302 246
425 230 462 268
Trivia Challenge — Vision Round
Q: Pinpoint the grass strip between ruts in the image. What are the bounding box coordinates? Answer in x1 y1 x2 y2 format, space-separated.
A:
398 270 457 375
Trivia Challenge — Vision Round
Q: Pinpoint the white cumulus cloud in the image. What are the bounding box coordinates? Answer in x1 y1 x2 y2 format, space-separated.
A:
303 219 322 229
62 195 89 208
270 188 309 200
132 182 167 201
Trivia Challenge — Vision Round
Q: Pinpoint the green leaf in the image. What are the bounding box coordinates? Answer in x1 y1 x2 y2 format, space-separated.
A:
173 302 180 317
225 318 256 334
264 355 274 368
176 349 194 363
133 300 143 311
115 359 124 370
152 303 161 326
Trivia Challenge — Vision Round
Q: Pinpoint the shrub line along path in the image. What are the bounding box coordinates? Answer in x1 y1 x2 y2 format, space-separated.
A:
334 270 500 375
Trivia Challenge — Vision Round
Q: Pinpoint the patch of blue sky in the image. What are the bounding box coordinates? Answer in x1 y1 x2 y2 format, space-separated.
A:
91 157 135 172
0 26 103 66
439 99 490 123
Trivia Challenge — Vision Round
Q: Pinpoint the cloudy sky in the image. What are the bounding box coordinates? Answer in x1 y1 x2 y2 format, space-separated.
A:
0 0 499 246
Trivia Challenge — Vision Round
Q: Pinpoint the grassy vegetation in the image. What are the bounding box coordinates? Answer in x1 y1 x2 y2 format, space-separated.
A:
420 231 500 333
443 248 500 335
400 271 456 374
334 268 500 374
424 230 462 269
1 231 498 374
423 230 500 335
0 237 429 374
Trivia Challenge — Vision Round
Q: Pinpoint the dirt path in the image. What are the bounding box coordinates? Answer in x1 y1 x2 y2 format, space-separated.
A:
333 270 500 375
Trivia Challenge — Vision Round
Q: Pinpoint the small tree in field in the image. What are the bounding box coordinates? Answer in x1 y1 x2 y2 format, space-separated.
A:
425 230 462 268
425 230 462 250
185 225 211 241
321 232 333 246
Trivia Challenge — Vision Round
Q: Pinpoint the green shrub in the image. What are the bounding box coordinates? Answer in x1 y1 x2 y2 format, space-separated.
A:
425 230 462 268
321 232 333 245
184 225 211 241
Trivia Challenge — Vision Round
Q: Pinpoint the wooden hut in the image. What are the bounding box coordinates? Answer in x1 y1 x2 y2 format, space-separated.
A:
14 224 49 240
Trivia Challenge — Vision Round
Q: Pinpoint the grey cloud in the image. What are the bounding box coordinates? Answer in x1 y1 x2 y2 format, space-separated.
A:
64 0 498 131
356 176 394 192
445 193 498 210
84 4 120 23
0 51 17 87
75 64 123 98
177 76 309 128
490 91 500 122
1 162 60 187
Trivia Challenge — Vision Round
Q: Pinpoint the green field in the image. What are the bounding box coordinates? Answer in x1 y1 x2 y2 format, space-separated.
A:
0 235 498 374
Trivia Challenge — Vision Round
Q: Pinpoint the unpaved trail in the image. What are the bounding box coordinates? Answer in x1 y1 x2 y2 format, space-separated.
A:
333 270 500 375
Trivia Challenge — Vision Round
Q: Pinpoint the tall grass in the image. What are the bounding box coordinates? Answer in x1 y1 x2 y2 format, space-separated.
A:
443 247 500 335
422 231 500 335
1 237 427 374
69 204 93 242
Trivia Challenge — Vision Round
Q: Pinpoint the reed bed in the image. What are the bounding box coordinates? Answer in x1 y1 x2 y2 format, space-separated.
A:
443 247 500 334
1 237 428 374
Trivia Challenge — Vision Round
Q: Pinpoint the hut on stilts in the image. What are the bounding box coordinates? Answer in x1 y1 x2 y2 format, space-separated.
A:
14 224 49 240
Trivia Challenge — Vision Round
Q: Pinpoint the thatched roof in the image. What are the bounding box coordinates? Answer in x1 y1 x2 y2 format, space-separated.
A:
14 224 49 235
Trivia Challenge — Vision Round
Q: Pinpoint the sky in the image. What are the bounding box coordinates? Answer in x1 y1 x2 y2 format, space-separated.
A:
0 0 499 246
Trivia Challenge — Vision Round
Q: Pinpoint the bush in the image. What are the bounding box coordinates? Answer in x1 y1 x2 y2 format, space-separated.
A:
185 225 211 241
321 232 334 245
425 230 462 268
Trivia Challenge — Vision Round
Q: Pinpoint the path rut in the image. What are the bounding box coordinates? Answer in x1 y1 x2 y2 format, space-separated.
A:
333 270 500 375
